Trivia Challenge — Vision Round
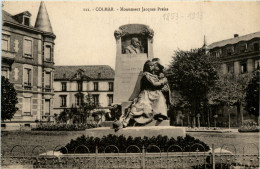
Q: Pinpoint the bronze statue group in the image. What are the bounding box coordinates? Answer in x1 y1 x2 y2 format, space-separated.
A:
113 58 171 131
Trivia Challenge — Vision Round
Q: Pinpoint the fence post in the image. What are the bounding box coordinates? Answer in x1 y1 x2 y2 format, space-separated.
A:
95 146 98 169
212 144 215 169
142 145 145 169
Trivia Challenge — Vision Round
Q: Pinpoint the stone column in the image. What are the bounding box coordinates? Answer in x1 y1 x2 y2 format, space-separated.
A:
234 61 240 75
247 59 254 73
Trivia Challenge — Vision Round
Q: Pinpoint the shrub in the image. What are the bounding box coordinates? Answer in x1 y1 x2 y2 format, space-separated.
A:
238 121 259 132
32 123 96 131
60 134 210 154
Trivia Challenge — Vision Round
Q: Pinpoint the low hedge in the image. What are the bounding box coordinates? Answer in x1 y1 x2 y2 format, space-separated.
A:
238 121 259 132
32 124 96 131
238 127 259 132
60 134 210 154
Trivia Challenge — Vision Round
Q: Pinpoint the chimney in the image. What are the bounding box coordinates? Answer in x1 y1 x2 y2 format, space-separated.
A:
234 34 239 38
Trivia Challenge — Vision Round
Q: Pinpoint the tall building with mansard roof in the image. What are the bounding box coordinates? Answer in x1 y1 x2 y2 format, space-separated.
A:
1 2 56 127
207 32 260 127
208 32 260 74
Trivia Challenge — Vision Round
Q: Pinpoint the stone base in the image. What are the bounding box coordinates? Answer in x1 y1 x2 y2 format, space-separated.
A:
137 120 170 126
99 120 170 128
85 126 186 139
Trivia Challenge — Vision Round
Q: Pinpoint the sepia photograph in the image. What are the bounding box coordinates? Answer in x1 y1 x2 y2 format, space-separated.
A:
1 1 260 168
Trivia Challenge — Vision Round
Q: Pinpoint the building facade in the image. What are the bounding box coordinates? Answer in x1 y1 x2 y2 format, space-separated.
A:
208 32 260 126
1 2 56 124
208 32 260 75
53 65 114 116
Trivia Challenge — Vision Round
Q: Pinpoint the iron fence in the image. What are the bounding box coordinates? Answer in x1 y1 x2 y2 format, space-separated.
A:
1 143 259 169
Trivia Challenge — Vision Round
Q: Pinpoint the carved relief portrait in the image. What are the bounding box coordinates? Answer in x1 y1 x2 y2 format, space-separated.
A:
121 35 147 54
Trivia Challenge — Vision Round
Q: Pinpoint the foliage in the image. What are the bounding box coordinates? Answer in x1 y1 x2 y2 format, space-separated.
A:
56 93 99 124
32 123 96 131
92 110 106 124
209 73 251 107
238 120 259 132
245 70 259 117
1 76 18 121
106 104 122 121
167 49 218 122
60 134 210 154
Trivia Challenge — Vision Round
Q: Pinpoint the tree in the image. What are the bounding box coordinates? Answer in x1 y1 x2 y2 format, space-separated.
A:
1 76 18 121
209 73 252 127
167 49 218 127
245 70 259 117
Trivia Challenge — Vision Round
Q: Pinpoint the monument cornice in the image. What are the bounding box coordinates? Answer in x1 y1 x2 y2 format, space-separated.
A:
114 24 154 41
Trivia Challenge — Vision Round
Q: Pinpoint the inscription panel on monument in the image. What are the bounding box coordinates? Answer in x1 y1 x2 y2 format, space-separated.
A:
114 53 148 103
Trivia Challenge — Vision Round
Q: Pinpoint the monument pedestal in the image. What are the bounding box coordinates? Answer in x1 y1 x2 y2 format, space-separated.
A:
85 126 186 139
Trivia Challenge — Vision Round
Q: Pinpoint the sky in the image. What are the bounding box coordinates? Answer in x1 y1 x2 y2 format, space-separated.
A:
2 1 260 69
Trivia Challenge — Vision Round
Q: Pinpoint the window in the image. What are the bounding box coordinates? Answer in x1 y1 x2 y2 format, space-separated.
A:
75 94 83 106
2 34 10 51
254 43 259 51
24 39 32 57
109 82 113 91
78 82 83 91
24 68 32 86
227 49 232 56
61 82 67 91
45 99 50 115
227 63 234 73
44 45 51 61
45 72 51 88
24 17 30 26
239 45 246 53
23 97 31 115
108 94 113 106
93 94 99 106
226 47 233 56
94 82 99 91
60 95 67 107
255 59 260 70
240 62 247 74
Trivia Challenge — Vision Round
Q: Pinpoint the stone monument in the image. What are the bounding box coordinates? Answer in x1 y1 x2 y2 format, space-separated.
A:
86 24 186 139
113 24 154 105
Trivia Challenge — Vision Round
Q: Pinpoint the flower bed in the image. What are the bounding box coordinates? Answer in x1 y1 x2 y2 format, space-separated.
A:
60 134 210 153
238 121 259 132
32 124 96 131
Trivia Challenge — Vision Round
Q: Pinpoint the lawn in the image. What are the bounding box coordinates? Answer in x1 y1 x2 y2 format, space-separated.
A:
1 130 259 156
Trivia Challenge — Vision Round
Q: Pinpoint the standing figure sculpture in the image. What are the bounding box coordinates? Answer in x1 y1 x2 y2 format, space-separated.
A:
152 58 172 107
113 60 168 130
124 37 144 54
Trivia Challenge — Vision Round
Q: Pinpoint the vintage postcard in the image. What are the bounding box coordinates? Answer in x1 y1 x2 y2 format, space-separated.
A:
1 1 260 168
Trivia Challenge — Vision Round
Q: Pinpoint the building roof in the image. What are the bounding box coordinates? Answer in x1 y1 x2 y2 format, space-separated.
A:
2 10 21 25
35 2 53 33
2 10 42 34
54 65 115 80
208 32 260 49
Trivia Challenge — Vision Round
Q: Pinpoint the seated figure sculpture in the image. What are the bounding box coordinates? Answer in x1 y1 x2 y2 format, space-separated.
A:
113 60 168 131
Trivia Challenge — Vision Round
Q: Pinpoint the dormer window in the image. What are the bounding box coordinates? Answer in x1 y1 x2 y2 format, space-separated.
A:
13 11 32 26
23 16 30 26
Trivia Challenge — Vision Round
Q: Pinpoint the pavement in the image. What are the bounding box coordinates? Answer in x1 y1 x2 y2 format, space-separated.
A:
186 127 238 133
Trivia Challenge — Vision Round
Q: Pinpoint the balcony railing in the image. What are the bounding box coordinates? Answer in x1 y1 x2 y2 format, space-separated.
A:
2 50 16 59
